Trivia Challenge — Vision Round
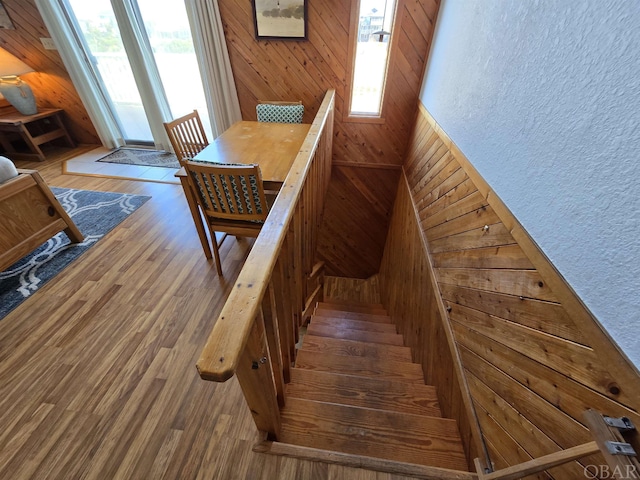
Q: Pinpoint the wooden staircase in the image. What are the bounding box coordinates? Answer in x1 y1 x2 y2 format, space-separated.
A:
270 300 470 473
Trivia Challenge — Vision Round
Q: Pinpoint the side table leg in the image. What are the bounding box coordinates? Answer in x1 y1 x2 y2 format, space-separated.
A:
18 123 46 161
52 112 76 147
0 130 16 155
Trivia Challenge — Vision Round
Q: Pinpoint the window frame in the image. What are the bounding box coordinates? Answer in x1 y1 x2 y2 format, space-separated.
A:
343 0 400 124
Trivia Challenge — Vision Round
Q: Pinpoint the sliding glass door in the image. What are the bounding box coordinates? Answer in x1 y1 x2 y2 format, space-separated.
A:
65 0 151 143
135 0 210 136
63 0 211 146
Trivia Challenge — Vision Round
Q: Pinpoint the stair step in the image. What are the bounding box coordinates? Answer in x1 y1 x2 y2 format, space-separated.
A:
313 308 393 324
299 335 412 362
306 323 404 346
310 316 397 334
322 297 385 309
295 350 424 383
286 369 442 417
317 301 388 316
280 398 468 470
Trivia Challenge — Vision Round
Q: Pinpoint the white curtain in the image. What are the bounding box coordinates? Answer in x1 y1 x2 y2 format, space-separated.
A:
35 0 125 149
185 0 241 138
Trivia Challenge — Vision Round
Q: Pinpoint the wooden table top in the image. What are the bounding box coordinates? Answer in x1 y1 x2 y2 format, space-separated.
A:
0 108 63 125
193 121 310 183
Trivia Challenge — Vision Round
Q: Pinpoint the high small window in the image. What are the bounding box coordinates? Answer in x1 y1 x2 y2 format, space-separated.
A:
348 0 397 118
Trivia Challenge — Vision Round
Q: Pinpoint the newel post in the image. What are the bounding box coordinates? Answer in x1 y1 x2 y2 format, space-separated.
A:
235 313 281 439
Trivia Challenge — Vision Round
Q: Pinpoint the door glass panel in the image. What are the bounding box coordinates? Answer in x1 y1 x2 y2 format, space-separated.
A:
66 0 153 143
136 0 213 139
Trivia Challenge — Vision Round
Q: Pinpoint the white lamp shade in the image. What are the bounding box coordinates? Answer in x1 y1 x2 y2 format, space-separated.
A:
0 47 34 77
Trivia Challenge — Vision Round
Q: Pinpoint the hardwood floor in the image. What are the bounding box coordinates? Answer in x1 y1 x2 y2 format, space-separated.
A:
0 147 415 479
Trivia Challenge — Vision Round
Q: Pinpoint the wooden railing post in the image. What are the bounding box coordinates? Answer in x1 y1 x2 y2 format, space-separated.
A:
235 314 281 438
271 253 294 382
293 207 304 327
261 285 286 407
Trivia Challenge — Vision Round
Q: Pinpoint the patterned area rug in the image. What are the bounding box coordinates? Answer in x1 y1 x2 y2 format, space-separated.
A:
97 148 180 169
0 187 151 320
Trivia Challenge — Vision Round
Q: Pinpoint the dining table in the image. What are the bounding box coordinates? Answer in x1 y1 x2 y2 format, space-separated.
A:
176 120 311 259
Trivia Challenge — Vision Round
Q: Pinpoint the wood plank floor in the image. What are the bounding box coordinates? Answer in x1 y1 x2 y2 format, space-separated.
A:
0 147 415 479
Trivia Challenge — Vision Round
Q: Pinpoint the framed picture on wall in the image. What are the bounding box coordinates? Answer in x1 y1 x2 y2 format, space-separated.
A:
252 0 308 40
0 1 15 29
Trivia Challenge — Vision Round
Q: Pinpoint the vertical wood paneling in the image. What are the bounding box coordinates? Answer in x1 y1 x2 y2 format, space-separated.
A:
380 103 640 476
0 0 99 145
217 0 440 278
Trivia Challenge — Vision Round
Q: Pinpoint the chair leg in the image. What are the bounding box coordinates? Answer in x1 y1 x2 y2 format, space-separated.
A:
216 233 229 247
211 232 223 276
179 177 213 260
203 225 224 275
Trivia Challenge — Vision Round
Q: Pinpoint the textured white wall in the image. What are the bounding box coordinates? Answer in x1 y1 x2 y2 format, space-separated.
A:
420 0 640 368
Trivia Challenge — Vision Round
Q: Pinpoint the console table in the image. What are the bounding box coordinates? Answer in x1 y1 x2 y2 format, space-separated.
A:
0 108 75 162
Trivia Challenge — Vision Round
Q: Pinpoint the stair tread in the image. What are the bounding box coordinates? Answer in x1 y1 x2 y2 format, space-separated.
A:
280 398 467 470
322 297 385 308
317 301 387 315
306 323 405 346
286 369 442 417
295 350 424 383
313 308 393 324
311 316 397 334
300 335 413 362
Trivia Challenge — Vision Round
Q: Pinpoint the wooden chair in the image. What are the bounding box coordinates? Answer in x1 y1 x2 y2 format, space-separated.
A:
256 100 304 124
163 110 209 165
183 160 271 275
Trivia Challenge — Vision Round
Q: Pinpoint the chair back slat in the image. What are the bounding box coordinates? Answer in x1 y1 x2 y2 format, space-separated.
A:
164 111 209 165
184 161 269 223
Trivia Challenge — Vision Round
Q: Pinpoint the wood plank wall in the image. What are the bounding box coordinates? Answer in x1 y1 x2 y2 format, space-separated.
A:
380 103 640 477
218 0 439 278
0 0 99 144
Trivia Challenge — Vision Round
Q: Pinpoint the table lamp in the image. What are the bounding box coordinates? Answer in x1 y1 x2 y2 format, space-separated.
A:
0 47 37 115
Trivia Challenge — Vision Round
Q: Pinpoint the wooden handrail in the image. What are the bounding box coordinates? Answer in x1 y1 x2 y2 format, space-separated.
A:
196 90 335 435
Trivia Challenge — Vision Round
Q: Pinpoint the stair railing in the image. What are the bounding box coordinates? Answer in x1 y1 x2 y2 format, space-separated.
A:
196 90 335 438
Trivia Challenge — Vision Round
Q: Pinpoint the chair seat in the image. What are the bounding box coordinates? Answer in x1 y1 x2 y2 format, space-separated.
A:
205 216 264 232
